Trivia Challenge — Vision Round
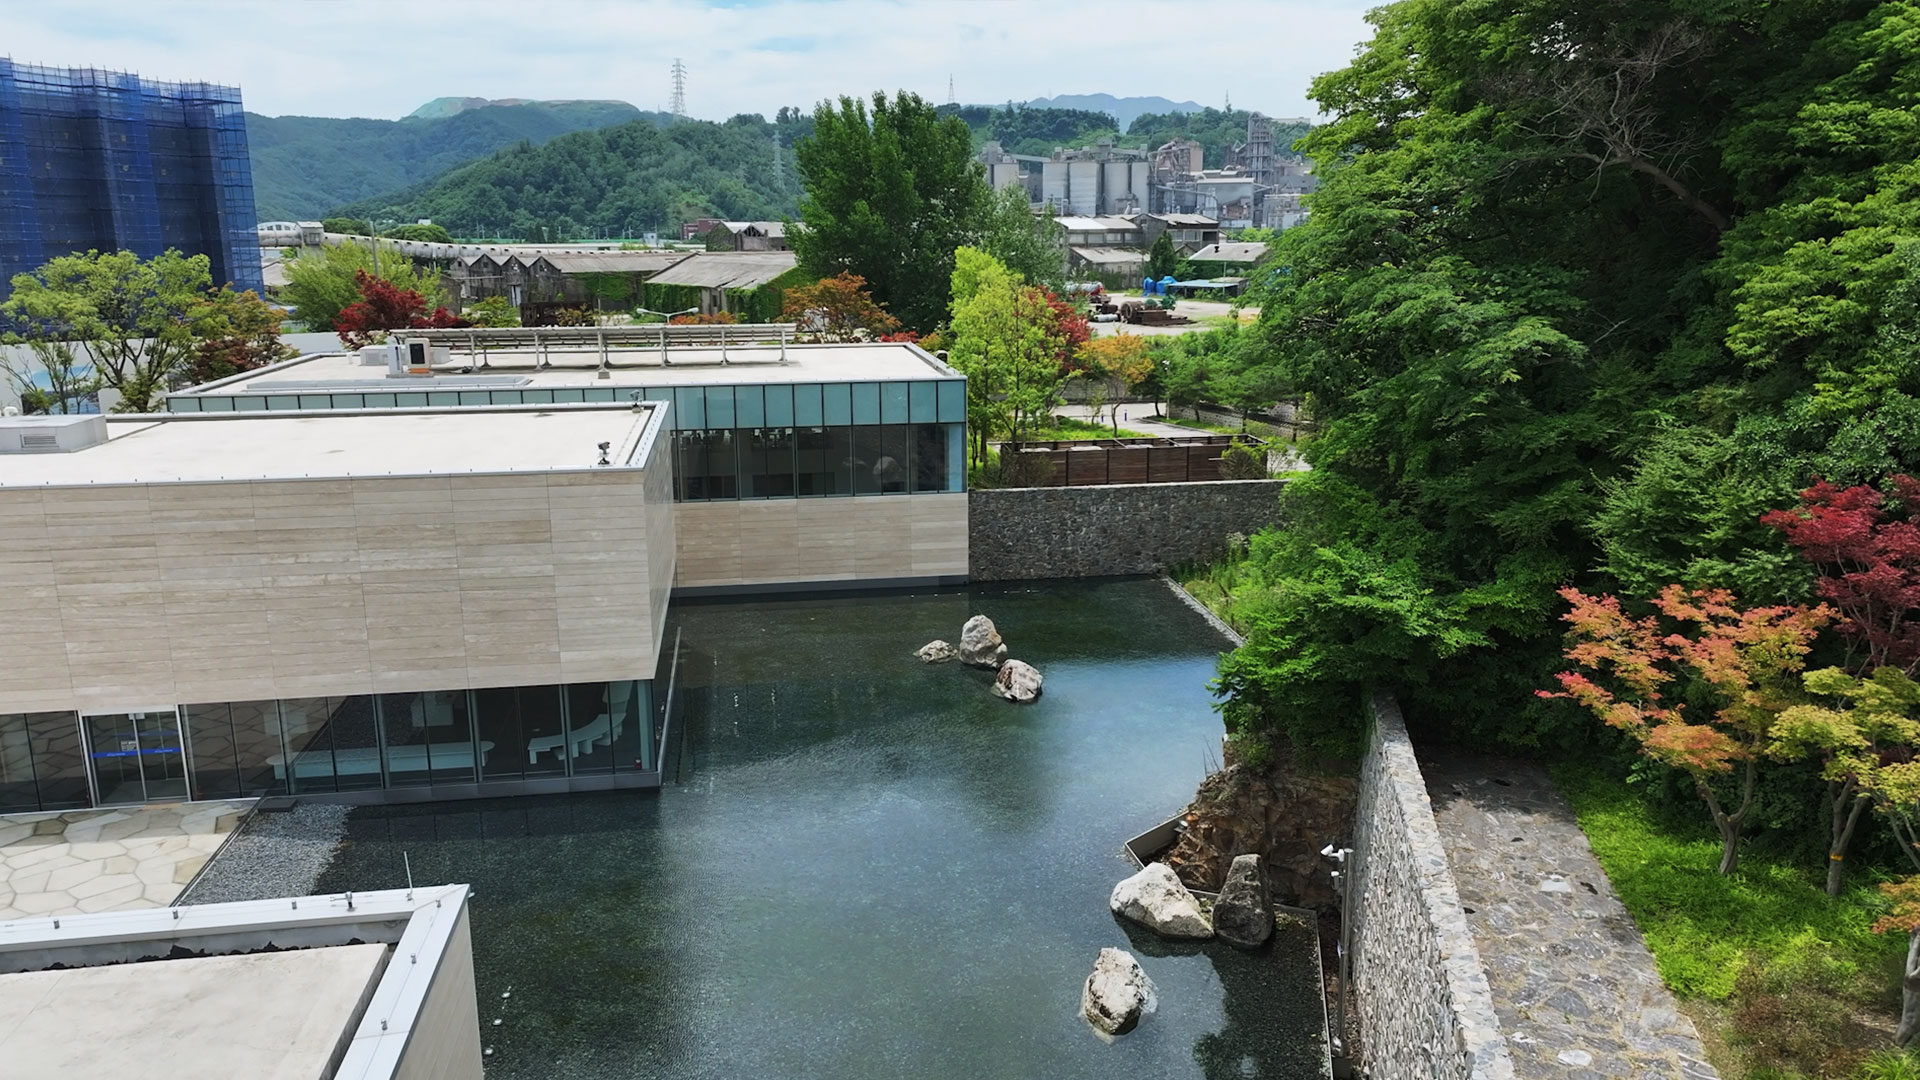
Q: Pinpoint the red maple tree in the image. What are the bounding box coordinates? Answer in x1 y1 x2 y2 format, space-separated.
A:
335 271 469 349
1762 475 1920 675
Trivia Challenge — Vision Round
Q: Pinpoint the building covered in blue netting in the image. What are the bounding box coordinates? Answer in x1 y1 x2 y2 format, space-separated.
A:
0 60 263 300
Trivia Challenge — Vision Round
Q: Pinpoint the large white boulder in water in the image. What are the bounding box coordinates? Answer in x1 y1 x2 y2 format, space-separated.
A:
915 640 959 663
1109 862 1213 939
1081 947 1155 1036
959 615 1008 668
992 659 1043 702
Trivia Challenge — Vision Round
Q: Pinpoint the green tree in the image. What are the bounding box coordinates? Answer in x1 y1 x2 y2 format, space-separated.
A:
321 217 372 236
382 223 453 243
1212 0 1920 759
792 91 988 332
282 242 447 334
2 249 211 413
979 185 1063 292
465 295 520 328
183 288 294 384
948 248 1075 463
1146 232 1179 281
0 339 98 414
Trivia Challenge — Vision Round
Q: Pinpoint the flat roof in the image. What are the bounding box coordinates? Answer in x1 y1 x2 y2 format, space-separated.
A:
0 943 388 1080
185 342 958 396
0 404 659 487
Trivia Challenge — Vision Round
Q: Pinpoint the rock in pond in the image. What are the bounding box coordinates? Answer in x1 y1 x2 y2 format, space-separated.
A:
992 659 1043 702
916 640 959 663
1109 862 1212 939
959 615 1008 669
1212 853 1273 950
1081 947 1155 1037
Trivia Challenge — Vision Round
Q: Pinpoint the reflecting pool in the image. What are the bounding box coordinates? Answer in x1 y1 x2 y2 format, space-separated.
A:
317 578 1328 1079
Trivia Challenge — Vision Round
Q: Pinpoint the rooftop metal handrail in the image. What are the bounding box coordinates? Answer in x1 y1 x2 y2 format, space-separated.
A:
406 323 798 368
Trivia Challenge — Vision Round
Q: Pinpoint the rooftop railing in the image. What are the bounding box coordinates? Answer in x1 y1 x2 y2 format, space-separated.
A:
405 323 800 368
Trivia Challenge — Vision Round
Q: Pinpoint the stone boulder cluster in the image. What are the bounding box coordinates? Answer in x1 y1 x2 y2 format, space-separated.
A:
1079 854 1276 1037
916 615 1043 703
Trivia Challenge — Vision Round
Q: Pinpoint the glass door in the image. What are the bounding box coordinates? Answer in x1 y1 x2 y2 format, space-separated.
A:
84 710 188 806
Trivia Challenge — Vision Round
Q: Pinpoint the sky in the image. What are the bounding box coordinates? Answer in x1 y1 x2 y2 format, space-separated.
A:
1 0 1378 122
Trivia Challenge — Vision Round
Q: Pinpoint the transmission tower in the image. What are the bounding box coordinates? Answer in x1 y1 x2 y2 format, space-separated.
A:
947 74 955 105
669 59 687 120
772 136 786 190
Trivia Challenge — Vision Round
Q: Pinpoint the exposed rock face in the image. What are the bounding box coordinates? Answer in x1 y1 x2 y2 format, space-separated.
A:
992 659 1043 702
1163 759 1358 912
1212 853 1273 949
1108 862 1212 939
1081 947 1155 1036
958 615 1008 669
916 640 959 663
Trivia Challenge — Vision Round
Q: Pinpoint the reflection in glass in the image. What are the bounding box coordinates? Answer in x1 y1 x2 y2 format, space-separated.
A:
26 712 88 810
797 426 853 496
742 427 796 498
379 691 478 787
278 698 337 794
913 424 950 492
0 712 40 812
329 696 382 792
229 700 286 796
184 702 239 801
565 683 615 775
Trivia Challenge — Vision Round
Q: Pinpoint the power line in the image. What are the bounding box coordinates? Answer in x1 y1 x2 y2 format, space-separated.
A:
669 59 687 120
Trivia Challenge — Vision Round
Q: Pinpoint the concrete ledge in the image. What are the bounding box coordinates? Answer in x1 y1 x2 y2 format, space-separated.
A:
1351 694 1515 1080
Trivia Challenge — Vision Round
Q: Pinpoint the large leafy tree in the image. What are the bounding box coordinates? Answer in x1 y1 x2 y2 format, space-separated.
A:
792 91 988 332
948 248 1081 463
1219 0 1920 757
3 249 211 413
282 242 447 334
978 184 1064 292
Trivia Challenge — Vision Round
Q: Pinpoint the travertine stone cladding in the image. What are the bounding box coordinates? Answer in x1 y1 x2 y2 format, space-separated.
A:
968 480 1284 581
1350 695 1516 1080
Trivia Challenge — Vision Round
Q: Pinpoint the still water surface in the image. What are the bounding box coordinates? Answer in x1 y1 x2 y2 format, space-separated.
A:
319 578 1326 1079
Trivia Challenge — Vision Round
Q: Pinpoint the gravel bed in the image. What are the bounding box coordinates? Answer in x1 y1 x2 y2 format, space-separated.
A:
177 803 352 905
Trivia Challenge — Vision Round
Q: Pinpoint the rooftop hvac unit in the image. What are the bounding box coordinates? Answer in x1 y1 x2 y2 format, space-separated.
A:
0 414 109 454
402 338 433 374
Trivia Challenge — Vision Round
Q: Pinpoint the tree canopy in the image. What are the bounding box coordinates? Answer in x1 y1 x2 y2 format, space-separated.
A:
793 91 989 332
1218 0 1920 759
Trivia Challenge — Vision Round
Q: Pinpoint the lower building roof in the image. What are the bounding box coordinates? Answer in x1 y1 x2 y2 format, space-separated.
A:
0 403 660 488
0 944 389 1080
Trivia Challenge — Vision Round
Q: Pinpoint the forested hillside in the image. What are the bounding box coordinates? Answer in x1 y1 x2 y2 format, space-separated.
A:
246 100 655 221
1218 0 1920 759
336 113 808 239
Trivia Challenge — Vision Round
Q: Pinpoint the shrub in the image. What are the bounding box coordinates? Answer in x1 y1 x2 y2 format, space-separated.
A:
1220 440 1268 480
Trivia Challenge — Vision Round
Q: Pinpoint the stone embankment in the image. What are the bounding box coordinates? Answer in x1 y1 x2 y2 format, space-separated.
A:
1163 758 1356 911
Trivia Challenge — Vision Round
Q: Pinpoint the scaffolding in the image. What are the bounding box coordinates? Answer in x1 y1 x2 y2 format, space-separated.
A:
0 59 264 300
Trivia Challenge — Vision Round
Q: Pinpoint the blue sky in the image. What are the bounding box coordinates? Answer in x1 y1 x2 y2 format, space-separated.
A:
1 1 1377 121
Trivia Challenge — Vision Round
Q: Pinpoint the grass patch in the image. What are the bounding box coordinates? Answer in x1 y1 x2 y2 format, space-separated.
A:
1161 415 1246 436
1029 416 1146 440
1554 764 1907 1077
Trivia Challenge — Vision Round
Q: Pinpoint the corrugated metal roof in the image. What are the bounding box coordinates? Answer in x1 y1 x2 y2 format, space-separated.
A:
1188 242 1269 263
1070 246 1148 265
540 252 688 274
1054 216 1140 231
642 251 799 290
1147 213 1220 227
719 221 787 238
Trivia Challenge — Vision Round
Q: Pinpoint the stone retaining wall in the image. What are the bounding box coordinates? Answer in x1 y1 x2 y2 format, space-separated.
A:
1350 694 1515 1080
968 480 1285 580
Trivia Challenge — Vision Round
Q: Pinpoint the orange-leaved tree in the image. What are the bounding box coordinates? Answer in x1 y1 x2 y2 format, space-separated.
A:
1540 585 1833 874
780 272 900 342
1075 333 1154 433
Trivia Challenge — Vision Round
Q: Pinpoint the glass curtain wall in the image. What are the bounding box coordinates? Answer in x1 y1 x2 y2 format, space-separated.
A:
0 712 89 813
180 682 657 803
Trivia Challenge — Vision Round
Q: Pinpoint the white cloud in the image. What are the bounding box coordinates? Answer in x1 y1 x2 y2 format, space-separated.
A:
1 0 1375 120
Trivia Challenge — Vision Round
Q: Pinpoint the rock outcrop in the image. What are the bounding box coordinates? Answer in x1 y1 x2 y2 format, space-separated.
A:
958 615 1008 669
915 640 959 663
1211 853 1273 949
992 659 1043 702
1108 862 1212 939
1081 947 1155 1036
1163 758 1358 912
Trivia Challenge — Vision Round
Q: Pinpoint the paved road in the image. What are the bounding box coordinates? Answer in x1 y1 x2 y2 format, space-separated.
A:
1052 404 1205 439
